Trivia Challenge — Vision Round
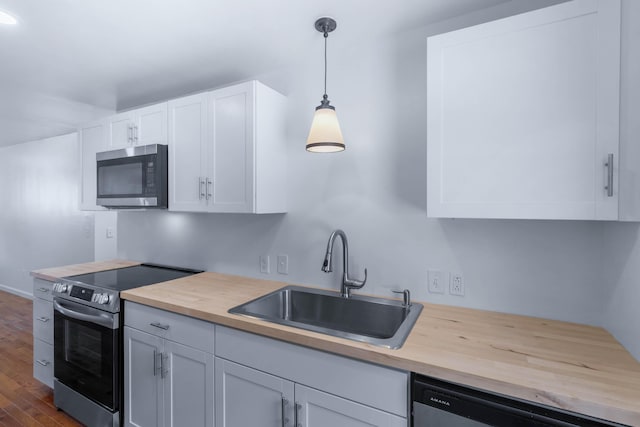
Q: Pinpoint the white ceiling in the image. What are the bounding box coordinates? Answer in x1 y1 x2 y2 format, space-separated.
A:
0 0 508 147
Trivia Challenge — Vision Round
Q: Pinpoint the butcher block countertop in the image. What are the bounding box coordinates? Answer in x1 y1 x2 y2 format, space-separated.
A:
32 261 640 425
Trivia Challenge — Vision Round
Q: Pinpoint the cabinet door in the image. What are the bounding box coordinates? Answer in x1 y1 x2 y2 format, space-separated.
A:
33 339 54 388
426 0 621 220
163 341 215 427
33 298 53 344
136 103 168 146
215 358 294 427
168 93 209 212
295 384 406 427
107 111 135 149
208 82 255 213
78 121 107 210
124 327 163 427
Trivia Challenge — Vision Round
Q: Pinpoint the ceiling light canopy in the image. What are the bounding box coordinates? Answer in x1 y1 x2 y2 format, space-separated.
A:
0 9 17 25
306 17 345 153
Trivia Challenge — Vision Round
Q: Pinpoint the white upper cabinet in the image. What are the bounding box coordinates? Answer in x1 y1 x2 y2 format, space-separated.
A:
168 93 209 212
169 80 287 213
106 102 168 149
78 120 107 211
427 0 626 220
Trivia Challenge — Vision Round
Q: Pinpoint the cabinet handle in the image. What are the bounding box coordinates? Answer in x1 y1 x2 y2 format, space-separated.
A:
38 287 49 293
281 397 289 427
295 403 302 427
37 316 49 323
36 359 50 367
127 125 132 144
161 353 168 379
153 349 161 376
199 177 205 200
206 178 212 201
134 125 139 143
150 322 170 330
605 153 614 197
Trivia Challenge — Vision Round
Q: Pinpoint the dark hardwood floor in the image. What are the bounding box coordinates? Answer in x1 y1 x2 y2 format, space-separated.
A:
0 290 82 427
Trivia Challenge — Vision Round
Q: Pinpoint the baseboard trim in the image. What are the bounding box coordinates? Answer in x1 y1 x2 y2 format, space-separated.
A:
0 284 33 299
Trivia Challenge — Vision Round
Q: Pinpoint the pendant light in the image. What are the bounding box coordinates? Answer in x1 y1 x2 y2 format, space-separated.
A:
306 17 345 153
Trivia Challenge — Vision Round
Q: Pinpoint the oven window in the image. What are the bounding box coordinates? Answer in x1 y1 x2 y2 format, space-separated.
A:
64 321 105 377
98 162 143 196
54 310 119 411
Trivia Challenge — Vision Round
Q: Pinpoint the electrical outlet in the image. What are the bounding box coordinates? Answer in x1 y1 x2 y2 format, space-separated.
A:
259 255 270 274
277 255 289 275
106 227 115 239
450 273 465 296
428 270 445 294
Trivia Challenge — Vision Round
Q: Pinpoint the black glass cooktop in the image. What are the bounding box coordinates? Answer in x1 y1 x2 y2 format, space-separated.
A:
63 263 202 292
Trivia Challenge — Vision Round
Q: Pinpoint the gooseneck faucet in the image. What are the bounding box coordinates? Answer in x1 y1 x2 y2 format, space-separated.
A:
321 229 367 298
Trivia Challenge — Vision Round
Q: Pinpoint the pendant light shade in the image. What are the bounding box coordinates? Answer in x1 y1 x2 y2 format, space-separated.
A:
306 17 345 153
306 102 345 153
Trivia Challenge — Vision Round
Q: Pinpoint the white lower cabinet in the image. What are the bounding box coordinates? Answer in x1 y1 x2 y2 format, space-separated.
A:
215 326 408 427
215 359 294 427
296 384 406 427
32 278 54 388
124 303 408 427
124 302 215 427
215 359 405 427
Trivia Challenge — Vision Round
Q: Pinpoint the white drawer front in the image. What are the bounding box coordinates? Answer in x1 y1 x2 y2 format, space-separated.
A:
33 298 53 344
33 278 54 302
216 326 408 418
33 339 54 388
124 301 215 353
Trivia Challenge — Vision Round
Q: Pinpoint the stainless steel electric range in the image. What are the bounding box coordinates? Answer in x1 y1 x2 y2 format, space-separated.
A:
51 263 202 427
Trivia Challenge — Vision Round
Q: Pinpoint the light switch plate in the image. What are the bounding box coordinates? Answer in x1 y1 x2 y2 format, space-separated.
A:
277 255 289 275
428 270 445 294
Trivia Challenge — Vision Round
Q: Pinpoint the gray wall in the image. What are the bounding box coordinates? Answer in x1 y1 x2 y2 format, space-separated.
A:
118 0 607 328
0 133 94 296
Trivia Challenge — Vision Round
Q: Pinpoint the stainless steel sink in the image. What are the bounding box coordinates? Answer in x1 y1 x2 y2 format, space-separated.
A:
228 285 423 349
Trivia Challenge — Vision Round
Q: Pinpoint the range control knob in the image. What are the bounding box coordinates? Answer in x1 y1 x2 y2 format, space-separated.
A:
91 293 111 305
53 283 68 293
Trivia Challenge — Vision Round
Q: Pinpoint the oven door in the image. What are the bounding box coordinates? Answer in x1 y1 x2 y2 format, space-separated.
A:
53 297 120 412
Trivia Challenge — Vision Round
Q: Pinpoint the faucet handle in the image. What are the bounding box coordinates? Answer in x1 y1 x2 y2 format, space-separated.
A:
392 289 411 307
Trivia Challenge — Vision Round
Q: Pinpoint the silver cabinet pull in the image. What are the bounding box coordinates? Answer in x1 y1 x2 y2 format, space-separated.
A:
134 125 139 143
38 287 49 293
150 322 170 330
36 359 50 367
199 177 205 200
295 403 302 427
605 153 614 197
37 316 50 323
153 349 164 377
281 397 289 427
127 125 132 144
206 178 212 201
161 353 168 378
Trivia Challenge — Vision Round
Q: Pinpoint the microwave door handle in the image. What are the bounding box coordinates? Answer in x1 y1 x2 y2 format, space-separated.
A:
53 299 117 329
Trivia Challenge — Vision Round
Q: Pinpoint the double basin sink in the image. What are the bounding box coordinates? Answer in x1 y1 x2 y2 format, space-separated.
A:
229 285 423 349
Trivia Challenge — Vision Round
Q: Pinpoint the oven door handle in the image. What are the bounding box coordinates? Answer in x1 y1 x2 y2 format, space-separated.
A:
54 299 118 329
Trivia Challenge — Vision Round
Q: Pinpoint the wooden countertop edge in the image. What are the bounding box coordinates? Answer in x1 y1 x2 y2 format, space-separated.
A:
121 291 640 426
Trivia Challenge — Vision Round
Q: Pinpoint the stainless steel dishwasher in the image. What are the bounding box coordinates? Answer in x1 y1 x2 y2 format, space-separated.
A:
411 374 628 427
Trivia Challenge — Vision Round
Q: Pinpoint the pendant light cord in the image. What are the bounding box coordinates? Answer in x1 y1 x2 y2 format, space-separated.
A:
324 30 328 98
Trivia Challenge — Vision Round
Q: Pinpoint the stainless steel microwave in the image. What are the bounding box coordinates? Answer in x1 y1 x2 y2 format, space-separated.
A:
96 144 168 208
